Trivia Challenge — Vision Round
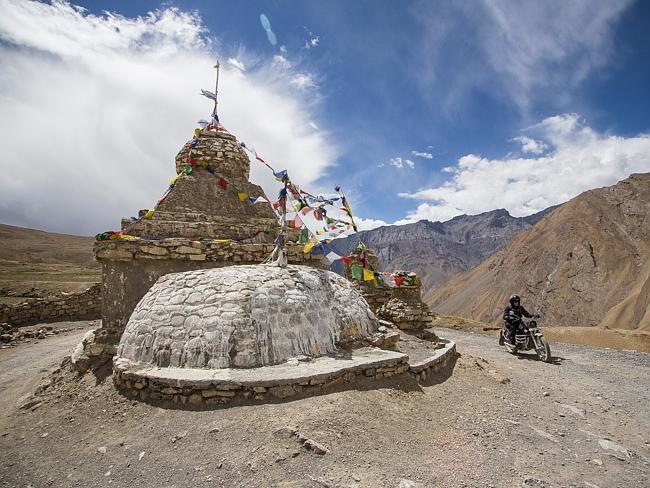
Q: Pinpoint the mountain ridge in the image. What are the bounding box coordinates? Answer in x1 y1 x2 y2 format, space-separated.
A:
426 173 650 330
329 206 558 292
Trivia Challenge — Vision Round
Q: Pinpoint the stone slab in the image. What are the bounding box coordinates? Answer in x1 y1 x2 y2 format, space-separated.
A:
114 348 408 388
408 339 456 373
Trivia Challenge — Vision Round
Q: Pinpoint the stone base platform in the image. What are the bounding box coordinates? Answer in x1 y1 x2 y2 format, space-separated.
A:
112 341 457 408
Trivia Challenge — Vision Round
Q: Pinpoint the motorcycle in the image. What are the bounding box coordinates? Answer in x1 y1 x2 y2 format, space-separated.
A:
499 316 552 362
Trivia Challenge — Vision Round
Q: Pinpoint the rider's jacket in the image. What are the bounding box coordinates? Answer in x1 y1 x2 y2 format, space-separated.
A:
503 304 533 325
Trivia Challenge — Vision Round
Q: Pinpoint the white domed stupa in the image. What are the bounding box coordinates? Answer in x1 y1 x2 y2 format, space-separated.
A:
116 265 378 370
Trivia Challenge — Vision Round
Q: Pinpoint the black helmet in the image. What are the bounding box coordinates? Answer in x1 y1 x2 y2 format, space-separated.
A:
509 294 520 305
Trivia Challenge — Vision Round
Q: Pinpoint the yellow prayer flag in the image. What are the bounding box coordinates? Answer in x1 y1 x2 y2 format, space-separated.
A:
144 209 155 220
238 192 249 201
194 128 201 138
214 239 231 244
363 268 375 281
303 241 315 254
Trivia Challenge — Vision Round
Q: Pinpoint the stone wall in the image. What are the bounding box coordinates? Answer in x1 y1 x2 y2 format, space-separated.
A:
356 282 391 314
0 283 101 327
112 341 457 408
113 355 411 407
92 239 328 357
378 284 435 330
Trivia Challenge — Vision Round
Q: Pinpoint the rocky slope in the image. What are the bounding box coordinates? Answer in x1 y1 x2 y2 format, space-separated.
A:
427 173 650 330
330 207 554 292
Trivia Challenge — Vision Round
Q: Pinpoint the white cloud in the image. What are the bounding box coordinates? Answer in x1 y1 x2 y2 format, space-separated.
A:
272 54 291 69
415 1 633 112
0 1 336 235
388 157 415 169
411 150 433 159
356 217 387 231
290 73 317 90
512 136 547 155
399 114 650 222
304 32 319 49
226 57 245 71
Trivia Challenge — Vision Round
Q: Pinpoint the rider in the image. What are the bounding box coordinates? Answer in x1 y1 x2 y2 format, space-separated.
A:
502 294 536 346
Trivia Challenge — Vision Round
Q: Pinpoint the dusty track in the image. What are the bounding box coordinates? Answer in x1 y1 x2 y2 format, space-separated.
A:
0 325 648 487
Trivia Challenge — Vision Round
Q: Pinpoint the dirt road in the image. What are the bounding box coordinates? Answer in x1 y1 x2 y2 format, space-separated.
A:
0 326 648 488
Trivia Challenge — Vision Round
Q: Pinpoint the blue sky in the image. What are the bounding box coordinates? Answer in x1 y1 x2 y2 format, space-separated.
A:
0 0 649 234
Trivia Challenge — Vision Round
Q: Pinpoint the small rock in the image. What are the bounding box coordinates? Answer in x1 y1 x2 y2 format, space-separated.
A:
399 480 417 488
522 475 549 487
303 438 328 455
138 451 145 461
98 446 107 454
543 392 549 397
170 431 188 443
40 433 48 438
591 458 603 466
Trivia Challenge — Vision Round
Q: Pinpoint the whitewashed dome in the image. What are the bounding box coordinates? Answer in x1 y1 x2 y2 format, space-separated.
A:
116 265 377 369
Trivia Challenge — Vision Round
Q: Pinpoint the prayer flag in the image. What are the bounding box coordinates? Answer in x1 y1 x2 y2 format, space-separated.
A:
351 264 363 281
218 178 228 190
303 241 315 253
274 169 288 181
341 256 353 266
363 268 375 281
144 209 155 220
238 192 249 201
200 89 217 101
325 251 340 264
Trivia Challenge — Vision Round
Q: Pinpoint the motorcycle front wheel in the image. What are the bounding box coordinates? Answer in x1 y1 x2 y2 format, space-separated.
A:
535 337 552 362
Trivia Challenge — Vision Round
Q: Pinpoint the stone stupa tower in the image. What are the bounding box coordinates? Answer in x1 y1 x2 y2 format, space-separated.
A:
88 79 326 363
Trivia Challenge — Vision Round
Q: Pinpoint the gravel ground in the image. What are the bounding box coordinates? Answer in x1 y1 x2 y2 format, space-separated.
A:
0 324 648 488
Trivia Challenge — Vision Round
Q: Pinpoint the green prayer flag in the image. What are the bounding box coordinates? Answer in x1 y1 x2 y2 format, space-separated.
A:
351 264 363 281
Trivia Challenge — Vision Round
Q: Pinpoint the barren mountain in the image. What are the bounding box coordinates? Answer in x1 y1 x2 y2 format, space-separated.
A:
329 208 554 292
0 223 96 268
0 224 99 298
427 173 650 330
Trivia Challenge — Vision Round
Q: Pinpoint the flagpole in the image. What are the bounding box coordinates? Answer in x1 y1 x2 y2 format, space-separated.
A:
213 61 220 122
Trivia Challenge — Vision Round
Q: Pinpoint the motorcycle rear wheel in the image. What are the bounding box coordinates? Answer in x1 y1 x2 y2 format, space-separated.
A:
536 337 552 362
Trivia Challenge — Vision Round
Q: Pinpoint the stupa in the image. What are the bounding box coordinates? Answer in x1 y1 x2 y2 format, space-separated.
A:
86 87 325 365
75 70 457 400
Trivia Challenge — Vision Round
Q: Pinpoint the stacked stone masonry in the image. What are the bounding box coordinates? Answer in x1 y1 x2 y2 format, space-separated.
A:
112 341 457 407
0 283 101 327
94 241 327 356
378 284 435 330
92 124 328 358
